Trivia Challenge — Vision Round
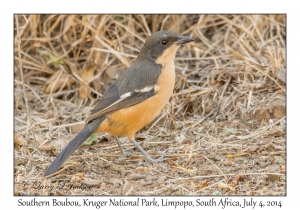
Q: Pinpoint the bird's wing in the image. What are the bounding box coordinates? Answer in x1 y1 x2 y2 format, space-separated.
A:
86 82 155 122
85 60 162 123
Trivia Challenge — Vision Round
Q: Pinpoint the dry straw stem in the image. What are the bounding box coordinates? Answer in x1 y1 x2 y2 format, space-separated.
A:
14 15 285 196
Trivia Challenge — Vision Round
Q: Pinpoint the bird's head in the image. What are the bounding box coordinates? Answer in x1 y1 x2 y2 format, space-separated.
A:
138 30 195 62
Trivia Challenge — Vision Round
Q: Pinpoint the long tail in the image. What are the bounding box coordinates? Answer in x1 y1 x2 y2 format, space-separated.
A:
44 117 105 176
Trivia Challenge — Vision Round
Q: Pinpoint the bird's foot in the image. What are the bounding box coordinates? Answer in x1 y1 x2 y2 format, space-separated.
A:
144 152 168 163
112 151 141 162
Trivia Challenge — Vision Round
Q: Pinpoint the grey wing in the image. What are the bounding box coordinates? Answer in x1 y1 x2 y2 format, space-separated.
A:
85 81 155 123
85 60 161 123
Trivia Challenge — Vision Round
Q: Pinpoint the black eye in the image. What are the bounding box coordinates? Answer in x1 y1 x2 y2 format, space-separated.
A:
161 40 168 45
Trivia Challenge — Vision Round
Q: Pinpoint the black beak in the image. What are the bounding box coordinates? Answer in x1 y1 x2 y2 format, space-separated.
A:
175 35 195 45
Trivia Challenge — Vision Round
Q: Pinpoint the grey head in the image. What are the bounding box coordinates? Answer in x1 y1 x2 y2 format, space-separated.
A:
137 30 195 61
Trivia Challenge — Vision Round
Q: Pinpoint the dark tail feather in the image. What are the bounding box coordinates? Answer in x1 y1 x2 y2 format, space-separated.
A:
44 117 105 176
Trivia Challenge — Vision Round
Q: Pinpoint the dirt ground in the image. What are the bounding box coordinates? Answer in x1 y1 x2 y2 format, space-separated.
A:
14 14 286 196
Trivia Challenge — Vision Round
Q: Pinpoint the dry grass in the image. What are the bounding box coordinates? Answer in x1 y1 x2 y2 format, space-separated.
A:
14 14 286 196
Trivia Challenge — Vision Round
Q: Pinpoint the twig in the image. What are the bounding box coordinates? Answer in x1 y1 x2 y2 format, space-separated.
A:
15 15 32 129
169 172 285 181
237 117 285 140
213 75 232 121
69 153 205 159
269 151 286 155
183 108 215 131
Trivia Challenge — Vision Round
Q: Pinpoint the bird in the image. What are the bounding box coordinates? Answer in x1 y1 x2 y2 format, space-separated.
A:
44 30 195 176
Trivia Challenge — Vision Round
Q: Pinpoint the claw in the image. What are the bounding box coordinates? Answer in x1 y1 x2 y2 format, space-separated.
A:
115 137 168 163
145 152 168 163
112 151 141 162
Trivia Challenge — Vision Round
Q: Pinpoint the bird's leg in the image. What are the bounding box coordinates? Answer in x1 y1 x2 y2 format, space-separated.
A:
112 137 141 162
115 136 126 155
132 138 167 162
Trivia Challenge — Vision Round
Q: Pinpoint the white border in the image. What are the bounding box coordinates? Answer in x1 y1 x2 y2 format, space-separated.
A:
3 0 296 209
